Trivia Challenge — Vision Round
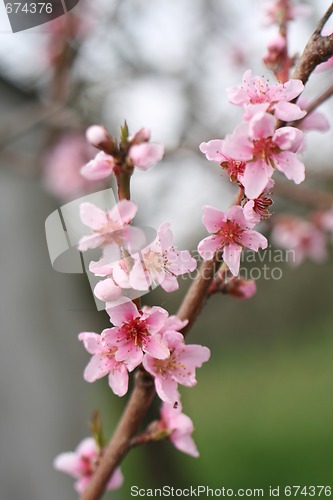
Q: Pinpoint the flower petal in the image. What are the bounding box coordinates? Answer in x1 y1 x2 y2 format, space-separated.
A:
223 243 242 276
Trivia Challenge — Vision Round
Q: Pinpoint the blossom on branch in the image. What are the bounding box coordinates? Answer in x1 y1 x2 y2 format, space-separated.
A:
223 112 305 199
106 298 170 368
143 330 210 404
227 70 306 122
54 438 123 493
159 402 199 457
198 205 267 276
78 200 138 252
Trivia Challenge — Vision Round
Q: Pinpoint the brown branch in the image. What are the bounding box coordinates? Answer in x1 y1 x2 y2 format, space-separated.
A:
291 3 333 84
80 369 155 500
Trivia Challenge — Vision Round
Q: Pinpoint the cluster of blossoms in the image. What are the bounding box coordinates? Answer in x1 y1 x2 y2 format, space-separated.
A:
198 70 309 277
272 206 333 266
80 125 165 180
54 124 211 493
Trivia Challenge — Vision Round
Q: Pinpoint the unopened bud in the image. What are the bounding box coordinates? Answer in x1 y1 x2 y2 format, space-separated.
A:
86 125 116 154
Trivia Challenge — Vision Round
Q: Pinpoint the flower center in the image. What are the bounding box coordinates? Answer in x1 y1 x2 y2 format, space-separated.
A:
252 137 278 163
217 220 244 245
221 159 246 183
123 318 148 347
153 350 186 378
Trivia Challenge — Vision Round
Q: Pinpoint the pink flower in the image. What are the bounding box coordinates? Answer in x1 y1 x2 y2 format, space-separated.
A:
227 70 305 121
54 438 123 493
271 217 327 265
93 278 123 303
262 0 312 26
106 298 170 368
127 223 197 292
78 200 138 252
223 112 305 199
199 140 246 184
224 277 257 299
43 134 102 201
81 152 115 181
128 142 164 170
143 330 210 404
198 205 268 276
159 403 199 457
79 330 135 396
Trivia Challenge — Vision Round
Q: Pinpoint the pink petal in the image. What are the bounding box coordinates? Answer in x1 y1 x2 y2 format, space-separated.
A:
241 229 268 251
129 258 151 290
144 307 169 334
226 205 248 228
249 112 276 140
115 342 143 367
171 433 199 458
155 376 180 404
273 151 305 184
243 159 274 199
106 297 139 326
273 101 306 121
243 200 260 227
108 364 129 397
78 234 105 252
94 279 122 302
83 355 112 382
80 202 107 230
161 274 179 292
109 199 137 225
157 222 173 249
106 467 124 491
129 143 164 170
53 452 81 478
144 336 170 359
78 331 103 355
222 124 253 161
80 152 114 181
223 243 242 276
199 139 225 161
300 111 330 132
198 235 222 260
202 205 226 233
273 127 304 152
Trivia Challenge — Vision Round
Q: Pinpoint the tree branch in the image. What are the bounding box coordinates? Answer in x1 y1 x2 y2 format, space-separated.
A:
291 3 333 84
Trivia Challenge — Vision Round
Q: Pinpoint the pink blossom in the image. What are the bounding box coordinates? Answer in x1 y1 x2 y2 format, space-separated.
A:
198 205 268 276
128 142 164 170
143 330 210 404
262 0 312 26
127 223 197 292
223 112 305 199
43 134 102 201
271 217 327 265
199 140 246 184
106 298 170 368
224 277 257 299
227 70 305 121
54 438 123 493
263 34 287 72
86 125 114 150
80 152 115 181
78 200 138 252
159 403 199 457
79 330 135 396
